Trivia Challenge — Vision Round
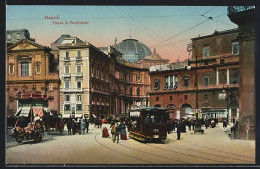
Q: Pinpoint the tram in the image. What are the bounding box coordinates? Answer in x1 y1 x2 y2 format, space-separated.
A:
128 106 169 142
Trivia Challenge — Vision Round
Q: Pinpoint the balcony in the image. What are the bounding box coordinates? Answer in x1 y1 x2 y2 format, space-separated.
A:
61 88 83 93
76 101 82 104
64 57 70 62
227 6 254 24
76 56 82 61
75 72 83 77
228 6 254 16
63 73 71 78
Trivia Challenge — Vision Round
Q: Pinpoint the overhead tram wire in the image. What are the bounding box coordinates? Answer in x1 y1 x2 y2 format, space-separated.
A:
150 7 227 49
115 7 189 57
107 7 162 43
150 18 212 49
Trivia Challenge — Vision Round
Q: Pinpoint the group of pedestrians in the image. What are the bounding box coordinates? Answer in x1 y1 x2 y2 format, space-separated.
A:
110 121 127 143
67 118 89 135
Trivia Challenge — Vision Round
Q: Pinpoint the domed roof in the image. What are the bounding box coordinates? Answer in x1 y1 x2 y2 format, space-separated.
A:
116 39 152 63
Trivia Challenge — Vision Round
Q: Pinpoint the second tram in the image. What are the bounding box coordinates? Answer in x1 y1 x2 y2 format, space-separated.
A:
128 106 169 143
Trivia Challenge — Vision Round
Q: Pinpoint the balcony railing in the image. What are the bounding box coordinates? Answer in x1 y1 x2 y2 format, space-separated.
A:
228 6 254 16
75 72 83 77
64 57 70 62
63 73 71 78
76 56 82 61
61 88 83 93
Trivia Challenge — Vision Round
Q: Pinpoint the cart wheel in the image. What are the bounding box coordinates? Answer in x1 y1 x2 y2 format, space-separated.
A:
15 135 24 144
34 132 42 143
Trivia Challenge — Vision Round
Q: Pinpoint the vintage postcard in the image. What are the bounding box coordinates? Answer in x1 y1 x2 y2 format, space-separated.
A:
5 5 256 166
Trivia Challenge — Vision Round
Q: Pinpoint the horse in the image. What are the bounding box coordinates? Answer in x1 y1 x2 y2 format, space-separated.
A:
55 119 65 135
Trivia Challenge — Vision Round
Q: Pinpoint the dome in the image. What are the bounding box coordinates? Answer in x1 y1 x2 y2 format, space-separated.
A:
116 39 152 63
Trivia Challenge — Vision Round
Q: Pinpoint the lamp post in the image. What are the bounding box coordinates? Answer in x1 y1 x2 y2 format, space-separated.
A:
187 43 203 134
221 72 229 125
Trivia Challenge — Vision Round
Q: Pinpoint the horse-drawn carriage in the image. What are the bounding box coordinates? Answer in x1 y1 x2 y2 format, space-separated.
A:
12 118 43 144
43 114 65 135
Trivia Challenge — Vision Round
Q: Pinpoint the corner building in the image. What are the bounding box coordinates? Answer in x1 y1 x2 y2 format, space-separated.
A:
57 37 168 119
149 28 240 122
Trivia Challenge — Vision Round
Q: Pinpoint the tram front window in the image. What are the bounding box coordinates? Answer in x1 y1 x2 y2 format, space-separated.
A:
144 114 152 124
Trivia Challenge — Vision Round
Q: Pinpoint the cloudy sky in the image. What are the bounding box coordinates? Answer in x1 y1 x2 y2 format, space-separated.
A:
6 6 237 63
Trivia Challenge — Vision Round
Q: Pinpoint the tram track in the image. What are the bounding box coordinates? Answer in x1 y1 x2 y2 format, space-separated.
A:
179 138 254 161
95 132 191 164
146 138 253 164
94 133 155 164
120 138 229 164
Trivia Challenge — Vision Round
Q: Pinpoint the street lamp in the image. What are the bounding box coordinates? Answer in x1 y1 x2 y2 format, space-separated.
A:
187 43 203 134
221 72 229 125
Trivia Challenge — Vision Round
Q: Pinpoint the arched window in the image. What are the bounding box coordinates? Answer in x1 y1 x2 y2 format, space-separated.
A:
203 74 210 86
137 87 140 96
182 75 190 87
154 78 160 90
130 87 133 96
230 69 239 84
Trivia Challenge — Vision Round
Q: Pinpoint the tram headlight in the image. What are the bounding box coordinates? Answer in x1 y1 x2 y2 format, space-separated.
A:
153 129 159 132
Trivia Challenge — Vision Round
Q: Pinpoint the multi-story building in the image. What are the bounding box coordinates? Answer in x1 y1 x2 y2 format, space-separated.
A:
57 37 169 119
6 39 60 117
149 28 240 122
228 6 255 140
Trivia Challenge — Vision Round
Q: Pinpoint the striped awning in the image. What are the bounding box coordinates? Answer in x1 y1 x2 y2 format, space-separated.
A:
14 108 22 116
33 107 44 117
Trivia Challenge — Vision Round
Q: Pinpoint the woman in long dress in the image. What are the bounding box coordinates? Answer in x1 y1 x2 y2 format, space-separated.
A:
119 121 127 140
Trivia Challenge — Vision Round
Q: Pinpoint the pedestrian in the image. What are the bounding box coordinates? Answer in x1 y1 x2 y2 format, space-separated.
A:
187 119 191 131
181 119 186 133
192 119 195 130
172 120 176 131
67 118 72 135
102 127 109 138
111 122 117 143
211 119 215 128
81 119 86 135
85 118 89 133
167 120 171 134
223 120 227 132
78 119 82 135
205 118 209 129
119 121 127 140
115 123 121 143
177 121 181 140
71 119 76 135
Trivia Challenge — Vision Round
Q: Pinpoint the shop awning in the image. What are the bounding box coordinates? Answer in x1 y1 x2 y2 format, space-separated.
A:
19 107 31 117
14 108 22 116
62 114 71 118
130 111 140 117
33 107 44 117
75 114 83 118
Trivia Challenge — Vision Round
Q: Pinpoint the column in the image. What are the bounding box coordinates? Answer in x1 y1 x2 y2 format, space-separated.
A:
227 69 230 85
172 75 175 87
177 110 180 119
216 70 219 85
168 76 171 88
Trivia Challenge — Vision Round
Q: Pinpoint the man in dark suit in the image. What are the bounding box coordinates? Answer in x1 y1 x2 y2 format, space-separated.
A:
177 121 182 140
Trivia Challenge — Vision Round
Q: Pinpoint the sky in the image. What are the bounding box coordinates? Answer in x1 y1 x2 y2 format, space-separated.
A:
6 6 237 63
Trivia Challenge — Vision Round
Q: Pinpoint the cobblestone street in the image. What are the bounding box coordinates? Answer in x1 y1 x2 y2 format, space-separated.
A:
6 122 255 165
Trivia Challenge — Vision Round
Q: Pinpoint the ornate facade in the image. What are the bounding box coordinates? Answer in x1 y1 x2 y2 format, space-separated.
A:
6 39 60 117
